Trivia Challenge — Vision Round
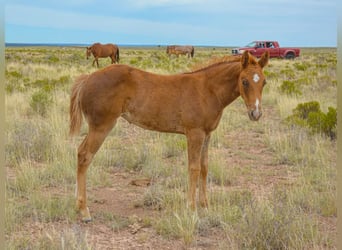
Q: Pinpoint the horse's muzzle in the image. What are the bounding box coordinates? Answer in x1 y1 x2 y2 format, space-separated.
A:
248 109 262 121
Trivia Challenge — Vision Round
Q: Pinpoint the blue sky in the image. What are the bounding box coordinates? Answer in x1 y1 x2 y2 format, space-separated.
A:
5 0 337 47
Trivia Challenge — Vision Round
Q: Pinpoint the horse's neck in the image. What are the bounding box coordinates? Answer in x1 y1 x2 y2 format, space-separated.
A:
204 62 241 108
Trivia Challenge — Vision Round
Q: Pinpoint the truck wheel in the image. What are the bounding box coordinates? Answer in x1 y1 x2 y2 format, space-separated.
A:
285 52 295 59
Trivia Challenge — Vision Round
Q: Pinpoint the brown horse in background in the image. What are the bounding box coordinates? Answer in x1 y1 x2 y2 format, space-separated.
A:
70 51 269 222
86 43 119 67
166 45 194 58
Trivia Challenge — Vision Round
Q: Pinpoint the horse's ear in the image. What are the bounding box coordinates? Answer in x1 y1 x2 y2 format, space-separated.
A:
241 50 250 69
258 51 269 68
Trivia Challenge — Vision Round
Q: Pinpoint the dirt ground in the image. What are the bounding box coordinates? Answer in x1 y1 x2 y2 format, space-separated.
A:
8 108 336 250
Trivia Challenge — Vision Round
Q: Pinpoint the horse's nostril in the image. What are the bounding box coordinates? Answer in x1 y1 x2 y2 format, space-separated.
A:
252 110 262 120
248 110 262 121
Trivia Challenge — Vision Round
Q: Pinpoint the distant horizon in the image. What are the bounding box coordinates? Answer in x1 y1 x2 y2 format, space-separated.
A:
5 42 337 49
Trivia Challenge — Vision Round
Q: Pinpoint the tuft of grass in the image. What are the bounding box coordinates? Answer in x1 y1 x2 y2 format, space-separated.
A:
97 212 131 231
30 89 53 116
208 153 233 186
6 119 55 165
6 226 91 250
29 194 78 222
155 209 199 246
227 196 319 250
174 211 199 246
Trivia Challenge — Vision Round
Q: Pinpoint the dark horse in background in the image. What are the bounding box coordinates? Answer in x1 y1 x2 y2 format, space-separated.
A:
86 43 120 68
166 45 194 58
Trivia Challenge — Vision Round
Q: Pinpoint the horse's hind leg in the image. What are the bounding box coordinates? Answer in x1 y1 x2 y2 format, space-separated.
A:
76 121 115 222
110 55 115 64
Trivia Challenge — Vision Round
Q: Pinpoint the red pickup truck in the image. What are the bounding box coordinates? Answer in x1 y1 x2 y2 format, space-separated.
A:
231 41 300 59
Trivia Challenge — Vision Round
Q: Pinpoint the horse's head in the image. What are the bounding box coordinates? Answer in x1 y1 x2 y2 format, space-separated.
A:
238 50 269 121
86 47 92 59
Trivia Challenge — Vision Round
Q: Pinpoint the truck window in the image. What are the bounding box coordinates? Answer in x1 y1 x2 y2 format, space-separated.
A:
256 42 265 48
246 41 257 48
266 42 274 48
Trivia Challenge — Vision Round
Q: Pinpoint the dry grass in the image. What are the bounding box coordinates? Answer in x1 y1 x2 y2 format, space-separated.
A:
5 46 336 249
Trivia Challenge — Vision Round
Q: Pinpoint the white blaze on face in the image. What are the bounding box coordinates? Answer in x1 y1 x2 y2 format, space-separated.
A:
255 98 260 112
253 73 260 83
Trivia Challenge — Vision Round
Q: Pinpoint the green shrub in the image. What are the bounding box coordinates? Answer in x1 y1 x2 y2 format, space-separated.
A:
6 70 22 78
307 107 337 139
30 90 53 116
279 80 302 96
46 54 59 63
32 78 52 91
293 62 310 71
280 68 295 78
263 70 277 79
293 101 321 119
286 101 337 139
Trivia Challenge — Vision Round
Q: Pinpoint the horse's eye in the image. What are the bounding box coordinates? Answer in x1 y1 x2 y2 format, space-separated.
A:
242 79 249 87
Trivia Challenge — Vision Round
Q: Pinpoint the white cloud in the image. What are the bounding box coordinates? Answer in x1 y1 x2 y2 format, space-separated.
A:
5 1 336 46
124 0 208 8
5 4 225 41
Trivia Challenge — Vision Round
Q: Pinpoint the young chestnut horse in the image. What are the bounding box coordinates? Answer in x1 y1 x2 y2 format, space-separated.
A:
166 45 194 58
70 51 269 222
86 43 120 68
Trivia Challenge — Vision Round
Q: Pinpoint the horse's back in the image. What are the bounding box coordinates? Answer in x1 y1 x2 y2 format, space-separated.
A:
79 64 211 133
91 43 118 55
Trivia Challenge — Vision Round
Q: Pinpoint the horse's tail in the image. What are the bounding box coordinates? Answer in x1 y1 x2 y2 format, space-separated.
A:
191 47 194 58
116 47 120 63
69 75 87 137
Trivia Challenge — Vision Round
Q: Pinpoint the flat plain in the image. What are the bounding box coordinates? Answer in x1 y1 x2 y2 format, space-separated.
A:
5 46 337 249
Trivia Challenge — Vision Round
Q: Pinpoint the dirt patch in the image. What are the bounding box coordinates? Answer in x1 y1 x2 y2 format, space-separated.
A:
6 109 335 249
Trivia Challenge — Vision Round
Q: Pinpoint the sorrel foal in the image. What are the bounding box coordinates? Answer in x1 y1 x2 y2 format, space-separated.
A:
70 51 269 221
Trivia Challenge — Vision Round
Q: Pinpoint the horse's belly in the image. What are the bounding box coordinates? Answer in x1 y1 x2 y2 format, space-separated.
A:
121 111 184 134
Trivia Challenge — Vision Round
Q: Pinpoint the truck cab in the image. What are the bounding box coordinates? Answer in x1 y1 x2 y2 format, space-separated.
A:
232 41 300 59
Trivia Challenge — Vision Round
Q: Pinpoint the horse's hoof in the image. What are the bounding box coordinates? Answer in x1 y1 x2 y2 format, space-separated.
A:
82 217 92 223
80 207 92 222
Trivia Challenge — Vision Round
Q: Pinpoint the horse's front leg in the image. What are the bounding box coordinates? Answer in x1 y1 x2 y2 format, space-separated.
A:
186 129 206 211
199 134 211 208
92 57 99 68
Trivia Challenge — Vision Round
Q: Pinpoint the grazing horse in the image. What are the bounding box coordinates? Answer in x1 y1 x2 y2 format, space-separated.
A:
86 43 120 68
70 51 269 222
166 45 194 58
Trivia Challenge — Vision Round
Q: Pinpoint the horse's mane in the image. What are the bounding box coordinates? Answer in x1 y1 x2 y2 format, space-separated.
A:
186 55 241 74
